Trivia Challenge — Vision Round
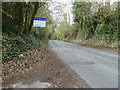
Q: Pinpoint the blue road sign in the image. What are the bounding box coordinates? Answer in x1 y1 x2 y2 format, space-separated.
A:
33 18 46 27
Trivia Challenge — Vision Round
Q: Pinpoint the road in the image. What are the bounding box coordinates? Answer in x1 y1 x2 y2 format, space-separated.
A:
48 40 118 88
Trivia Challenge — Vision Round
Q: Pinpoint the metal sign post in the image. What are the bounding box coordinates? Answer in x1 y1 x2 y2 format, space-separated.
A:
33 18 46 49
38 27 40 48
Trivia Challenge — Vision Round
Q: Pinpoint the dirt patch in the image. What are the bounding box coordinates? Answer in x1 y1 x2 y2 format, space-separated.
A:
2 48 90 88
66 39 118 52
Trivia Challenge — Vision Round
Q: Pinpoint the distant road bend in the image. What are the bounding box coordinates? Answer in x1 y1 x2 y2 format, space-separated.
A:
48 40 118 88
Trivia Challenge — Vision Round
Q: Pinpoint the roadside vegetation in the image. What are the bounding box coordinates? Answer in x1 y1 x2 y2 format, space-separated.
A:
50 2 119 51
2 2 54 62
2 2 119 62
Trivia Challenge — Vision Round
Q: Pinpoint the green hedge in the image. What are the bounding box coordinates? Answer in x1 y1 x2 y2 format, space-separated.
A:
2 33 38 62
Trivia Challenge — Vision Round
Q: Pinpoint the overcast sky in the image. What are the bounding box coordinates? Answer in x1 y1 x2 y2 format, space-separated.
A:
48 0 118 24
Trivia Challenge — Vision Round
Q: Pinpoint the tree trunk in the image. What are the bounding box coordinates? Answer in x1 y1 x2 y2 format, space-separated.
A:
27 2 39 33
18 2 24 35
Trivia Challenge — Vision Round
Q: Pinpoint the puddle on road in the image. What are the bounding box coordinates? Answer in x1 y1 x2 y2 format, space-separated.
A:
7 81 52 88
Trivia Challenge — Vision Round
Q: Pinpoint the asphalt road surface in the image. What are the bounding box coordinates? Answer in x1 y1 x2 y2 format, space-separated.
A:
48 40 118 88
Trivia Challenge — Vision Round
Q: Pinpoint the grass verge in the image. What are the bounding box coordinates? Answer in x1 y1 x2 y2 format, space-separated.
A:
64 39 118 52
